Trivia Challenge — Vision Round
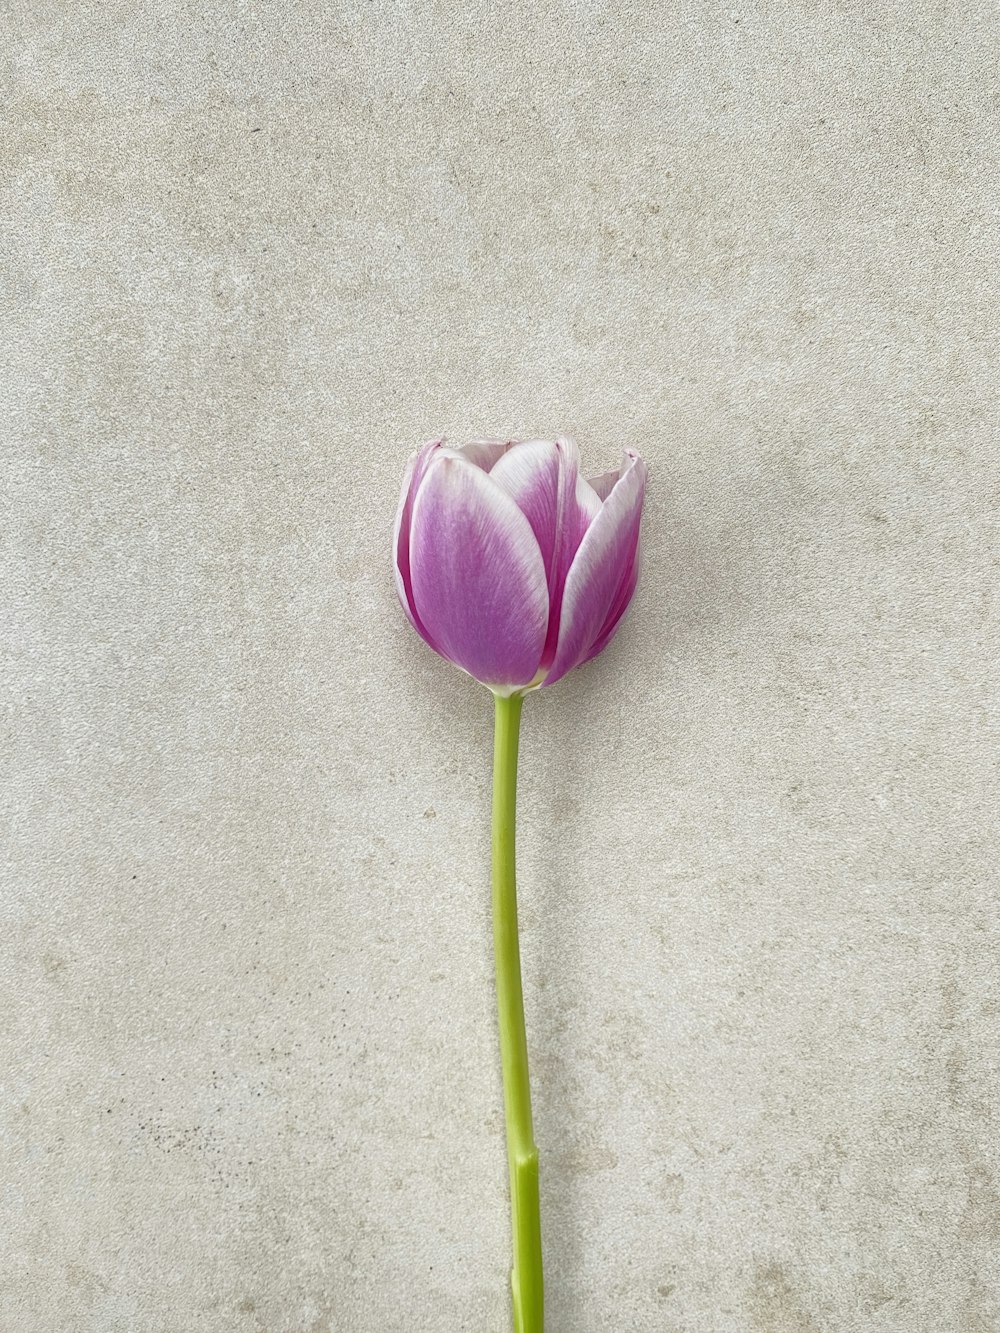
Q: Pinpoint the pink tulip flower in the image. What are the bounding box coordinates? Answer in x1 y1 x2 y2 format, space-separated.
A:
394 437 647 693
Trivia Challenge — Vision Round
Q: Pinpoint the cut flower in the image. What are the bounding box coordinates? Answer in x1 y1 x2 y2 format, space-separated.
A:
394 437 647 693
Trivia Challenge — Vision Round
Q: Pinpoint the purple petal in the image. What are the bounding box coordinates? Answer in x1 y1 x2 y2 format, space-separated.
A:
544 450 647 685
393 438 444 648
489 440 563 579
575 475 603 537
491 437 597 671
578 538 641 666
409 452 549 690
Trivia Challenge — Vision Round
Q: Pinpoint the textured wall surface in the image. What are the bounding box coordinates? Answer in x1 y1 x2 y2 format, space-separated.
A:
2 3 998 1330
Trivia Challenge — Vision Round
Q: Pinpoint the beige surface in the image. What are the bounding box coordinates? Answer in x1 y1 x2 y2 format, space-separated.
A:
2 3 998 1330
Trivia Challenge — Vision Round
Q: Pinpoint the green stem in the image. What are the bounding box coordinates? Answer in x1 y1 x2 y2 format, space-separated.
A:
491 690 543 1333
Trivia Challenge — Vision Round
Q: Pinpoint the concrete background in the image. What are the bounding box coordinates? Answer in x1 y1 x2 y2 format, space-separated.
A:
2 3 997 1330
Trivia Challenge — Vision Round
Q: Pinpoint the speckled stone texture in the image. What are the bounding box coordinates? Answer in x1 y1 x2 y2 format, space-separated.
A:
2 3 998 1330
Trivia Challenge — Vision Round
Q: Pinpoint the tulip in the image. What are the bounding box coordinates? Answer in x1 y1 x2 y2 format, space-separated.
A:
394 437 647 694
393 437 647 1333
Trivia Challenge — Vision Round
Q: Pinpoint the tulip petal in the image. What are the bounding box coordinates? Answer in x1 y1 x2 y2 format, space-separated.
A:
575 475 603 534
489 440 562 579
579 538 641 666
393 438 444 648
409 452 549 690
457 439 513 472
544 451 647 685
587 469 620 502
490 438 600 671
